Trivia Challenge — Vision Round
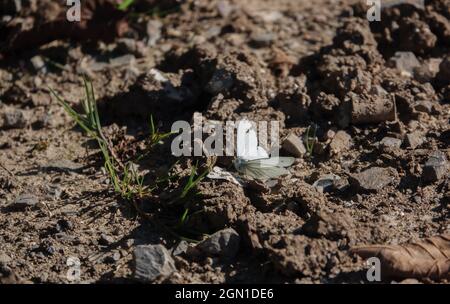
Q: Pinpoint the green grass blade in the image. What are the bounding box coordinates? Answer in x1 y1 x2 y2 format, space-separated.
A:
118 0 135 11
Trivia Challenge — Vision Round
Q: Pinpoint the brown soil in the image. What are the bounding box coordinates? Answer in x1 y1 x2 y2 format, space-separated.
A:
0 0 448 284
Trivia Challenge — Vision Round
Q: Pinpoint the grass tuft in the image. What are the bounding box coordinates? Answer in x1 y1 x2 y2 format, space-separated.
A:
50 77 146 200
304 124 317 156
51 78 210 241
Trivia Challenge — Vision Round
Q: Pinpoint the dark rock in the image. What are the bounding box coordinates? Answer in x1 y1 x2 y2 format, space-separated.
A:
313 141 327 155
443 85 450 103
436 56 450 86
440 130 450 145
422 151 448 183
205 69 234 95
1 0 22 14
350 167 399 192
56 219 73 232
133 245 176 282
43 245 55 255
196 228 240 259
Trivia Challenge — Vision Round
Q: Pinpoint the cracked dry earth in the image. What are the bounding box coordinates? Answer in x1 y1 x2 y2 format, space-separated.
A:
0 0 449 284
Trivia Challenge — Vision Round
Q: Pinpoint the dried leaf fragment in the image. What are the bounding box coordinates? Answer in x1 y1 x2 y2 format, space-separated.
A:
350 234 450 280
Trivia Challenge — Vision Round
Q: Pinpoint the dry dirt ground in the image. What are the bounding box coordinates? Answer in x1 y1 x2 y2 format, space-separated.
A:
0 0 449 284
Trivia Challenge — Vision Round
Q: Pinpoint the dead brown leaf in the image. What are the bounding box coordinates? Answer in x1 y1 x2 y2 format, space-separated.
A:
350 234 450 281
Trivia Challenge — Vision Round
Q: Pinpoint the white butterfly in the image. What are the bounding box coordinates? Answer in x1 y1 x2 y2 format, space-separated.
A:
233 120 294 180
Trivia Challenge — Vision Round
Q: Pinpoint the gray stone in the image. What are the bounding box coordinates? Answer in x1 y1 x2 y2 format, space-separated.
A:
2 110 26 129
334 177 350 192
370 85 388 96
217 0 233 18
109 54 136 68
250 32 276 47
43 159 83 173
0 252 11 265
422 151 448 183
104 251 121 264
404 132 425 149
30 55 47 73
112 251 121 262
172 241 189 256
380 136 402 149
196 228 240 259
350 167 399 192
133 245 176 282
413 100 437 114
11 194 38 209
414 58 442 83
382 0 425 9
389 52 421 77
282 133 306 157
206 26 222 39
312 174 341 193
99 234 115 246
253 10 283 23
116 39 148 58
146 20 162 46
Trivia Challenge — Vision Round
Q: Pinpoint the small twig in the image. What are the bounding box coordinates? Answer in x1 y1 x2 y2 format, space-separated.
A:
0 161 13 176
0 161 24 191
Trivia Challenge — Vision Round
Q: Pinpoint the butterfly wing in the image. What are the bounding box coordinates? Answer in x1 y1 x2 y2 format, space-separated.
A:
250 157 295 168
242 163 290 180
236 120 269 161
240 157 294 180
